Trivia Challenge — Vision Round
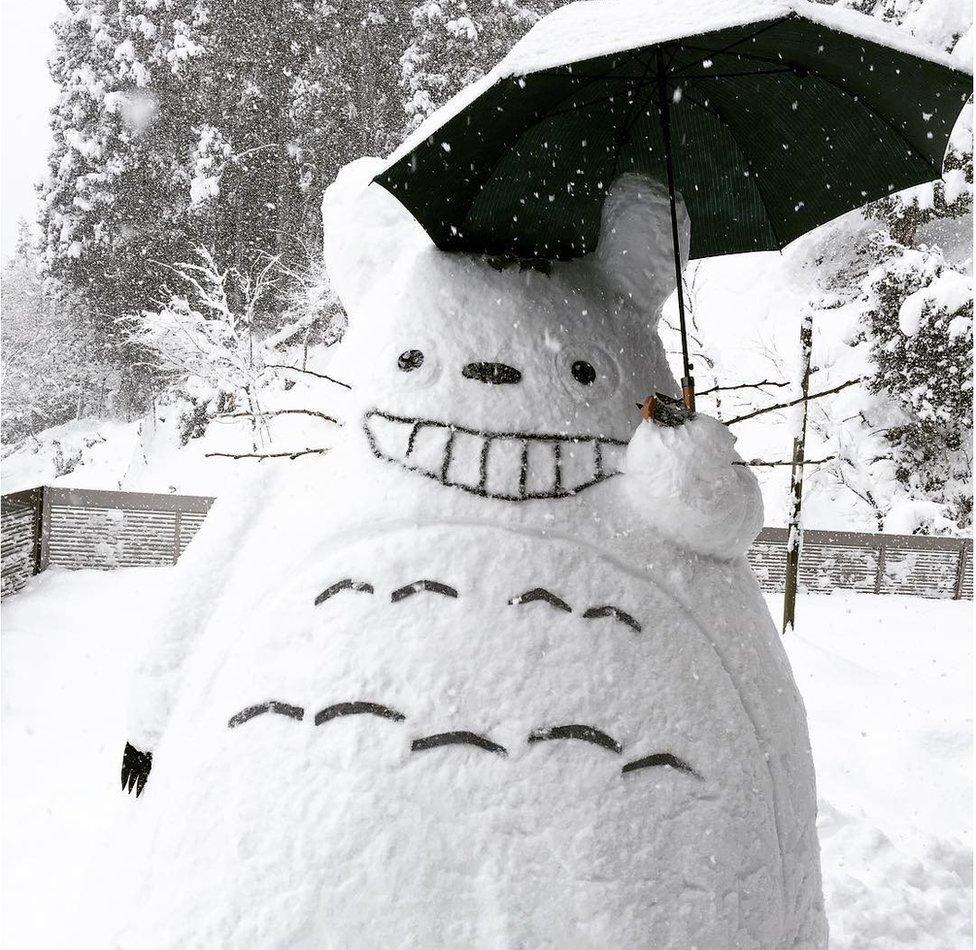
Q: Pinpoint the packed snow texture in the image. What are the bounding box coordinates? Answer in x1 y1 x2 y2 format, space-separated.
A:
101 161 827 947
2 572 969 949
624 414 764 559
123 525 812 947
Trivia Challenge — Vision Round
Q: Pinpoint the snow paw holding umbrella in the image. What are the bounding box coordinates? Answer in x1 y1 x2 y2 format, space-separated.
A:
120 0 969 947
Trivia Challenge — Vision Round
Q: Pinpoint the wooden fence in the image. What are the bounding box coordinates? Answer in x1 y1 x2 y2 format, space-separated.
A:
747 527 972 601
1 486 971 602
1 487 213 598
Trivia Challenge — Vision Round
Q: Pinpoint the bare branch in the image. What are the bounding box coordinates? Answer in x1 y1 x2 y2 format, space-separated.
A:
725 378 864 427
218 409 340 424
205 448 330 461
263 363 352 390
698 379 789 396
735 456 837 467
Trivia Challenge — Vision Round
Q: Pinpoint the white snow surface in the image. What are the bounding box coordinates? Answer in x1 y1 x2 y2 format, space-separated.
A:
502 0 968 75
2 572 969 949
624 414 764 559
385 0 969 168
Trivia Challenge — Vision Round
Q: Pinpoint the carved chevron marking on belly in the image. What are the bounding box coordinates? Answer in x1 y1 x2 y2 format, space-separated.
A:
411 731 508 756
621 752 701 780
528 724 621 754
391 579 459 602
508 587 572 612
314 578 374 606
314 701 406 726
582 605 642 633
228 701 304 729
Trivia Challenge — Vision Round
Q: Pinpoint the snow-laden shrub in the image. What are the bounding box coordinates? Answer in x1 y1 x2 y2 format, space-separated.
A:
131 248 276 407
129 247 345 448
867 248 971 426
863 246 973 531
272 256 347 360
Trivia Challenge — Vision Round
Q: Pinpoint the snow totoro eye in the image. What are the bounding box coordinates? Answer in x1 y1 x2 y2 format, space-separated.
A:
384 338 440 389
398 349 425 372
555 345 619 400
571 360 597 386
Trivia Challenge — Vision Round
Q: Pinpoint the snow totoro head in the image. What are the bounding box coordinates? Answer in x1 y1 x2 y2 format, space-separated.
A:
322 158 689 502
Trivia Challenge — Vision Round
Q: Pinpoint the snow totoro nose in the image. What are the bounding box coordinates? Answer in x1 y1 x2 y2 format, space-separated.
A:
462 362 522 385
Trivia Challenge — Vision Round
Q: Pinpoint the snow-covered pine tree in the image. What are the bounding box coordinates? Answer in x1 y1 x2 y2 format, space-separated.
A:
400 0 559 130
38 0 206 411
188 0 325 283
1 233 107 443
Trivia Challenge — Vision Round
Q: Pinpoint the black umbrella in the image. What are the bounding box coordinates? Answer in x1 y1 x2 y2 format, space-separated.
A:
374 0 971 409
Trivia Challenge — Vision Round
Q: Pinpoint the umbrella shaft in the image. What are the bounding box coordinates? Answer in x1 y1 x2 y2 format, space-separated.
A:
657 49 694 411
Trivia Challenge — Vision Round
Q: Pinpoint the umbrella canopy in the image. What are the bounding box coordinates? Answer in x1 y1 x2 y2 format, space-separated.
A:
376 0 970 261
373 0 971 406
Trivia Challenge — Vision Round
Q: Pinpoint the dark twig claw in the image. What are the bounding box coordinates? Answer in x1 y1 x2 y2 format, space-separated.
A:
121 741 153 797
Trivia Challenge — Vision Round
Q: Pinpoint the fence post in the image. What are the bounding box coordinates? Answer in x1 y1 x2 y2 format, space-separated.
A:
953 539 969 600
28 488 43 576
35 487 52 575
874 538 887 594
173 508 182 565
782 311 814 634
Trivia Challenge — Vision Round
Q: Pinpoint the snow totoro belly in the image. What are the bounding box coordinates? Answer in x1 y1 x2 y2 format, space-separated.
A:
130 524 787 950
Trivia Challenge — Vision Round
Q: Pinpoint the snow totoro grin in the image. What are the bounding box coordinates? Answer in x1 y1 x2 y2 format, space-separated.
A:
364 409 627 501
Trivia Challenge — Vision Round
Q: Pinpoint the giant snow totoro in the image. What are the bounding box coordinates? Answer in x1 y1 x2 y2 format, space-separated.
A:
119 160 827 949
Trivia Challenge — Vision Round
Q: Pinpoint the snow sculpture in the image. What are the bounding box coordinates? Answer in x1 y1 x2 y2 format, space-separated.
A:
121 159 826 949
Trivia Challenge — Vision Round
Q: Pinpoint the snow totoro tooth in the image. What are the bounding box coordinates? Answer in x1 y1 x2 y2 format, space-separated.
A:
558 439 599 495
523 439 558 497
485 437 527 500
598 440 627 477
408 422 453 477
364 411 413 462
446 431 488 490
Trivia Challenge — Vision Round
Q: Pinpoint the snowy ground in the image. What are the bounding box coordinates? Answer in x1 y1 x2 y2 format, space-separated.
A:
1 568 971 948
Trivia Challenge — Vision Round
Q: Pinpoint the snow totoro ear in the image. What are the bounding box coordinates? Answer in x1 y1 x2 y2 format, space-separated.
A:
592 174 690 321
322 157 432 313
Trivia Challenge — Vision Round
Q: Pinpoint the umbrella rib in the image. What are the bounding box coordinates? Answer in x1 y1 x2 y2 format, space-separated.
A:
679 68 795 79
702 16 793 57
677 45 949 172
517 48 648 129
798 70 945 174
670 16 793 76
542 90 645 122
455 55 645 243
606 55 659 187
679 88 785 250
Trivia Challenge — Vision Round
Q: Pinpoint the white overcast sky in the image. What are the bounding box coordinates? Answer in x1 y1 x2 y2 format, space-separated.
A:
2 0 62 263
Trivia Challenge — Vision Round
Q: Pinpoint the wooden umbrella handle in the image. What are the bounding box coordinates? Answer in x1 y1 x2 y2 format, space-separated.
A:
641 396 656 421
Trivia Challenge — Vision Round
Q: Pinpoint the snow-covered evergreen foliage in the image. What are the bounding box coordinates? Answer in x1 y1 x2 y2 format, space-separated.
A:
400 0 556 128
862 244 972 530
39 0 203 330
819 0 973 532
1 239 111 443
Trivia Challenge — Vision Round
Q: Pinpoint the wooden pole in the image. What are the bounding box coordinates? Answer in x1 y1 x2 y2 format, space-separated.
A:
656 48 694 410
782 311 814 634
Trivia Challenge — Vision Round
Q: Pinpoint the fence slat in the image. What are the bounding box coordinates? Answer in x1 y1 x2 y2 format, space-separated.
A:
2 487 971 601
